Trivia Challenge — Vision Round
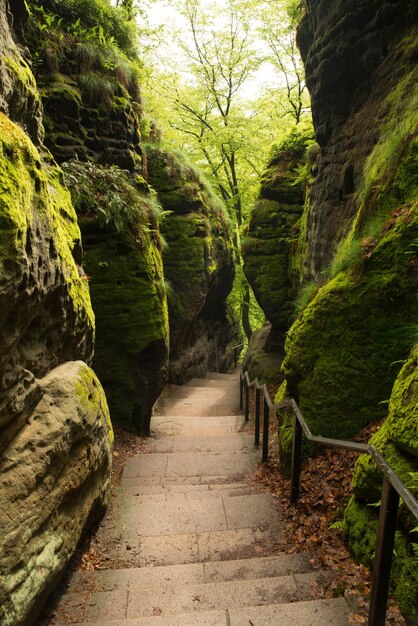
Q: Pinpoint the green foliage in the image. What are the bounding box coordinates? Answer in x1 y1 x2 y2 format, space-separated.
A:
77 71 115 104
26 0 143 103
62 160 162 240
269 121 315 161
293 281 319 314
226 264 265 347
329 211 388 279
27 0 138 56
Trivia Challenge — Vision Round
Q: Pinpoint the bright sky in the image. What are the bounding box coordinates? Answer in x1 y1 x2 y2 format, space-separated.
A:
140 0 280 100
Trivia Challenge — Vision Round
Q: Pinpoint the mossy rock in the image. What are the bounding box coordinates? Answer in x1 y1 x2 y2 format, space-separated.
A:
344 497 418 620
146 145 235 380
282 204 418 444
80 219 169 435
243 198 302 331
242 323 284 385
243 125 314 334
351 346 418 506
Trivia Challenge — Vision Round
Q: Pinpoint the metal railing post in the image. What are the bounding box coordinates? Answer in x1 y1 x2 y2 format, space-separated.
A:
254 387 261 446
262 399 269 462
236 367 418 626
239 376 243 410
290 415 302 502
368 478 400 626
244 380 249 422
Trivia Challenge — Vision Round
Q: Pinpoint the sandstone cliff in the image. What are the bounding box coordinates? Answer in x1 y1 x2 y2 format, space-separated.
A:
146 145 237 384
27 0 237 411
243 0 418 615
0 3 113 624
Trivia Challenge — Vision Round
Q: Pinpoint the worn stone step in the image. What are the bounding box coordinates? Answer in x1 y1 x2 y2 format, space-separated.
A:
48 571 330 622
163 386 237 397
65 554 313 596
155 397 240 417
229 597 351 625
183 378 239 389
100 492 278 538
205 372 239 381
113 482 259 501
94 525 282 568
150 415 245 437
149 433 254 454
121 451 257 484
43 598 351 626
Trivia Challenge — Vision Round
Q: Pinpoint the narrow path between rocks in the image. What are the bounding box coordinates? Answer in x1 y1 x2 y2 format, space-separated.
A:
40 371 351 625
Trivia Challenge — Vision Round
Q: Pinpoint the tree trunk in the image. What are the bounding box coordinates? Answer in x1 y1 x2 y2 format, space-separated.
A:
241 282 252 341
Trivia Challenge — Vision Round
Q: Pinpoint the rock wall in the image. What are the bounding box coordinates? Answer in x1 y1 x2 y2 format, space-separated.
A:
0 0 43 144
243 124 314 349
296 0 418 278
280 0 418 439
273 0 418 616
26 2 171 432
146 146 237 383
64 161 169 435
28 0 237 405
345 347 418 616
0 3 113 623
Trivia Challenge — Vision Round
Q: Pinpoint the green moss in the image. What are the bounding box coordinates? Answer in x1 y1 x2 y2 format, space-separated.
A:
75 363 114 446
355 65 418 217
146 144 234 358
344 497 418 620
283 198 418 448
243 124 314 332
389 347 418 455
80 216 168 434
0 113 94 330
243 324 283 385
351 345 418 504
243 198 302 331
3 55 41 112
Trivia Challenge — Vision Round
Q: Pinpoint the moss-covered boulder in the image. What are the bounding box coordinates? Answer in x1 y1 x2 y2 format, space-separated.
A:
0 362 112 626
146 146 237 383
63 160 169 435
242 323 284 385
344 348 418 618
283 200 418 438
243 125 314 344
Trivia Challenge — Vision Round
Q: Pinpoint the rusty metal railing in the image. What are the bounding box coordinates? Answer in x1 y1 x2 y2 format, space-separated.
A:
239 366 418 626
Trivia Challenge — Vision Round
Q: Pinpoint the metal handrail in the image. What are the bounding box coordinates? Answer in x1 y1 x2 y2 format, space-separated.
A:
239 366 418 626
231 342 245 368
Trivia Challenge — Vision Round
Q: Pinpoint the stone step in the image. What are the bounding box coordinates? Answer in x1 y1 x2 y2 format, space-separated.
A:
205 372 239 381
47 570 332 623
149 433 254 454
101 492 277 538
183 378 239 389
113 482 259 501
65 554 312 595
47 597 351 625
94 525 282 568
120 451 257 485
48 596 350 625
155 395 241 417
162 386 237 397
150 415 245 437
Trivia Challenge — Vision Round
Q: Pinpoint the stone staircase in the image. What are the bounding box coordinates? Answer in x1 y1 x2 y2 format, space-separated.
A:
41 372 351 625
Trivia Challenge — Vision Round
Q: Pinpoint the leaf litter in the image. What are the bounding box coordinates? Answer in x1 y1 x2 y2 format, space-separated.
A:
250 410 405 625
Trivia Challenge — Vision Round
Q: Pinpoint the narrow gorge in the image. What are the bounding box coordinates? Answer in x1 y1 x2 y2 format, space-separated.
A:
0 0 417 624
